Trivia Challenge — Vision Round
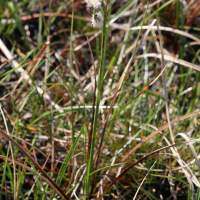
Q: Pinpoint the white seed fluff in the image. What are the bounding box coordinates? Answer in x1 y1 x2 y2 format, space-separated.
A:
91 12 103 28
85 0 102 9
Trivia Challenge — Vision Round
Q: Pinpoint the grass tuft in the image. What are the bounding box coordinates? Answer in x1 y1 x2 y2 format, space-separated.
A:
0 0 200 199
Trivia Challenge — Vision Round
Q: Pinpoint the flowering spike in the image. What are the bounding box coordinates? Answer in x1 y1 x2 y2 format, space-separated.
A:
91 11 103 28
85 0 102 9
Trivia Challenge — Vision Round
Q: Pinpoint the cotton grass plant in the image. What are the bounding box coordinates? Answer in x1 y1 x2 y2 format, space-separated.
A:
0 0 200 199
85 0 103 10
84 0 104 28
91 12 103 29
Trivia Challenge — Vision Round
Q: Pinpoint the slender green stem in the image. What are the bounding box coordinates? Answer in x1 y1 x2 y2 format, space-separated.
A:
70 1 75 143
85 0 108 197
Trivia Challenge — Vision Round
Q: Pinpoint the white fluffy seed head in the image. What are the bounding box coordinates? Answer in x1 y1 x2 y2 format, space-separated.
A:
91 11 103 28
85 0 102 9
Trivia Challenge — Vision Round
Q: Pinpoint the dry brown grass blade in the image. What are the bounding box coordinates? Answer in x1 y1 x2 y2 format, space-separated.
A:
20 13 90 22
175 133 200 174
133 161 157 200
135 53 200 71
185 4 200 26
134 63 168 99
184 41 200 49
97 138 200 200
110 24 200 42
161 136 198 199
0 128 70 200
11 44 47 95
121 110 200 162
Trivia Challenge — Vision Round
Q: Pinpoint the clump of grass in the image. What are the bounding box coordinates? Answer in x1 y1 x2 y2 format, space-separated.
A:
0 0 200 199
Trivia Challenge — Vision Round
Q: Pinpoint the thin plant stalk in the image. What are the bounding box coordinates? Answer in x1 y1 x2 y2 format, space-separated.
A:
85 0 108 197
70 1 75 143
